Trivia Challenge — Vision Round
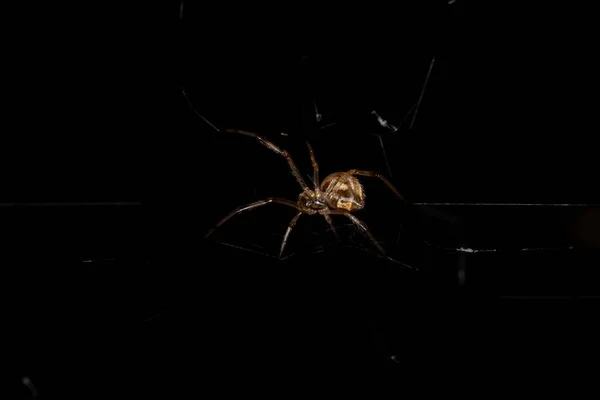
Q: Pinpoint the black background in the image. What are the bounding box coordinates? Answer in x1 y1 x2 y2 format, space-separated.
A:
6 1 600 397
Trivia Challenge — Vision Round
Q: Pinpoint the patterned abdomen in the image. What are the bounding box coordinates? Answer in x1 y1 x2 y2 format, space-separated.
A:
320 172 365 211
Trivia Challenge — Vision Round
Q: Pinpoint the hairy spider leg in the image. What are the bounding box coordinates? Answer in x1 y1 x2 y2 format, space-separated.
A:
204 197 300 239
305 142 339 239
321 211 339 239
280 211 302 258
305 142 320 189
346 169 405 201
224 129 309 192
327 209 386 255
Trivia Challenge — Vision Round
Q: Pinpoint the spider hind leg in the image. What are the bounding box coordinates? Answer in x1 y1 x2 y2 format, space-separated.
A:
346 169 405 202
328 209 386 255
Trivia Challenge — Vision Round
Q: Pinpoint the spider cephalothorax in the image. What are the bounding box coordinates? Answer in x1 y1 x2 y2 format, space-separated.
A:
205 129 406 257
298 190 326 213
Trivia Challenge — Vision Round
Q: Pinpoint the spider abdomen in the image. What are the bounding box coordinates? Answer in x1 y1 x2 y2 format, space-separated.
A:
321 172 365 211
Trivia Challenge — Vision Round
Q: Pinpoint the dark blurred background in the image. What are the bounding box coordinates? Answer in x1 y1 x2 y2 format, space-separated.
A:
5 1 600 397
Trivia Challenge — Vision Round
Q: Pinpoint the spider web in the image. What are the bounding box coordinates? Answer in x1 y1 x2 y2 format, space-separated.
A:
179 73 402 263
180 54 598 269
174 4 600 376
180 3 600 296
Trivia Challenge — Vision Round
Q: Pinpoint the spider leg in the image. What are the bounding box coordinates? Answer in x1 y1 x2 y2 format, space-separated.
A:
346 169 405 202
280 211 302 258
205 197 300 238
321 212 339 239
306 142 320 189
328 210 386 255
224 129 309 192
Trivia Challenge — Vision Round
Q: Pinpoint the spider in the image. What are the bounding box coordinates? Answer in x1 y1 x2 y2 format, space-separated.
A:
205 129 406 258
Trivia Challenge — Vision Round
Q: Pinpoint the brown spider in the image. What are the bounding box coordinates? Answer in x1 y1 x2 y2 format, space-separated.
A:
205 129 406 258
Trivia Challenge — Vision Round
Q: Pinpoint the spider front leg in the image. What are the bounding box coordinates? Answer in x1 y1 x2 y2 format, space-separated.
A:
205 197 300 239
346 169 405 202
224 129 310 192
306 142 320 189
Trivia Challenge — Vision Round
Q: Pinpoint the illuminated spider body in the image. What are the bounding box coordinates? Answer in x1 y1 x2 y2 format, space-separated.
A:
205 129 405 258
298 173 365 213
320 172 366 211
